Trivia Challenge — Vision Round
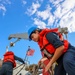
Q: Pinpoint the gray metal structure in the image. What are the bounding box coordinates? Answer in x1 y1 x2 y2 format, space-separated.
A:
8 33 29 40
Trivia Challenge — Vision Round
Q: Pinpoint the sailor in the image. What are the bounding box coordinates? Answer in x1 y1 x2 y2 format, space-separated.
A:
0 51 25 75
28 26 75 75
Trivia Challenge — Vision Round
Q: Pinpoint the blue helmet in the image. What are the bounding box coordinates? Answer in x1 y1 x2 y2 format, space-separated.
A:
28 26 37 40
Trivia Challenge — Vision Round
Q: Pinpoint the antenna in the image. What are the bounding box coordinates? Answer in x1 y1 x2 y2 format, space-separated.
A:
6 46 9 52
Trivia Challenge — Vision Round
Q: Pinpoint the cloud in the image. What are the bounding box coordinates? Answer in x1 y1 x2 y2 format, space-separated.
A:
33 18 46 29
26 1 41 16
0 4 6 16
49 0 63 6
27 0 75 33
22 0 27 5
53 0 75 32
0 0 11 15
0 0 11 5
0 0 75 33
36 5 51 20
5 0 11 4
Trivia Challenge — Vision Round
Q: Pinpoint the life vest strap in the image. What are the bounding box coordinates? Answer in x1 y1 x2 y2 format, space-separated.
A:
42 49 53 58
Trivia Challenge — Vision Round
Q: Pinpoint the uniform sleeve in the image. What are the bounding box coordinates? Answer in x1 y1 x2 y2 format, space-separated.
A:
46 32 64 49
14 55 25 64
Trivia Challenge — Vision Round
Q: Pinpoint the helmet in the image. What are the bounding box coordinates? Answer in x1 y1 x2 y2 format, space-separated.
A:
28 26 37 40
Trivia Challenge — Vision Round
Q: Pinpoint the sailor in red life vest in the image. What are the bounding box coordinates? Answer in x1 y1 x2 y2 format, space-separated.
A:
28 26 75 75
0 51 25 75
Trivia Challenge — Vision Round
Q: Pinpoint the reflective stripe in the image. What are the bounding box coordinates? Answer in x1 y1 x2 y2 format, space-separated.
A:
42 49 53 58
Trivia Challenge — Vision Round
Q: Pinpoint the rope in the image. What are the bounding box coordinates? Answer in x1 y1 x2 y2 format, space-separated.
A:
15 64 25 75
13 64 23 70
14 46 30 75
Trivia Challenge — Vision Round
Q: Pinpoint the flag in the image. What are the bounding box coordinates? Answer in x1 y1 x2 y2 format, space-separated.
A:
26 48 35 56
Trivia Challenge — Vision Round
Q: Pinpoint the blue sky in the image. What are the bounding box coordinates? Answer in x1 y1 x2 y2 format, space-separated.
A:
0 0 75 64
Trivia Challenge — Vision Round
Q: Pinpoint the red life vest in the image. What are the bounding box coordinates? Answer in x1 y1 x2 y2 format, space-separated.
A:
3 51 16 68
38 28 69 58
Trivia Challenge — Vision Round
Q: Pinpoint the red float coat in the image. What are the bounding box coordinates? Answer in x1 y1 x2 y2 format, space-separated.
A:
38 28 69 58
3 51 16 68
